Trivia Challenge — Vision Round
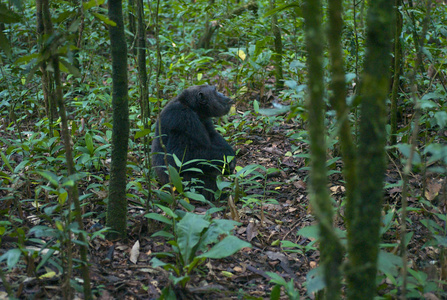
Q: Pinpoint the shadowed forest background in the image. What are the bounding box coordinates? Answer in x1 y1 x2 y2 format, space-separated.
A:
1 0 447 299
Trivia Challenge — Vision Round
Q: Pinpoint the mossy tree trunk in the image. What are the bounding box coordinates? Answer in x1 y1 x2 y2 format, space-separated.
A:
327 0 357 229
346 0 394 298
107 0 130 241
270 0 283 89
302 1 343 298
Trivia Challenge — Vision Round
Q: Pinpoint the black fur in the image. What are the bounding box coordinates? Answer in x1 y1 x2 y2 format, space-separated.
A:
151 85 236 200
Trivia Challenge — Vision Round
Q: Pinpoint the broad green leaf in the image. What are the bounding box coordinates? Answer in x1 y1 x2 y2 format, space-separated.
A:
85 132 94 155
270 284 281 300
297 225 319 239
155 204 178 219
377 250 402 276
266 271 287 286
60 59 81 77
145 213 172 225
198 235 251 259
183 191 206 202
168 165 183 193
83 0 105 10
176 213 209 264
58 188 68 205
152 230 174 239
134 128 151 139
37 170 59 187
153 189 174 205
396 143 421 164
1 152 13 172
92 12 116 26
306 266 325 296
434 111 447 129
264 2 301 18
0 31 11 58
200 219 241 247
0 248 21 269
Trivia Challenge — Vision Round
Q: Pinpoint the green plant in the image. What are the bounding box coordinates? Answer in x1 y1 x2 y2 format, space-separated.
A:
149 211 251 291
267 272 300 300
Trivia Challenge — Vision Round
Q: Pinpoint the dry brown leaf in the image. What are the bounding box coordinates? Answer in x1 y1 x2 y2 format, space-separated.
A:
246 221 258 242
425 179 443 201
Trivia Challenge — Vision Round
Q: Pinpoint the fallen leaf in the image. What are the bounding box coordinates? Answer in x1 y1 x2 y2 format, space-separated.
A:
425 179 443 201
129 240 140 264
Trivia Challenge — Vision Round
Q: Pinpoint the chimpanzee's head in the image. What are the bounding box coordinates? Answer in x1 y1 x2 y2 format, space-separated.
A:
178 85 233 119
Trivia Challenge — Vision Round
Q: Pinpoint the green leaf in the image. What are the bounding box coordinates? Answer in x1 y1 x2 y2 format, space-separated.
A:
153 190 174 205
0 3 21 23
37 170 59 187
266 271 287 286
134 128 151 139
145 213 172 225
60 59 81 78
92 12 116 26
1 152 13 173
434 111 447 129
176 213 210 264
258 105 291 116
306 266 325 296
0 31 11 58
396 143 421 164
155 204 178 219
253 100 259 114
183 191 207 202
198 235 251 259
83 0 105 10
0 248 22 269
200 219 241 247
297 225 319 239
270 284 281 300
264 2 301 18
168 165 183 194
85 132 94 155
377 250 402 276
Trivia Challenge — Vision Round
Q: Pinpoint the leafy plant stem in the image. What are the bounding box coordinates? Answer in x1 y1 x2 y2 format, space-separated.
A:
399 1 432 297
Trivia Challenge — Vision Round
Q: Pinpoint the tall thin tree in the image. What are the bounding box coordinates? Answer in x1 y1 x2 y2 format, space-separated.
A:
107 0 130 240
302 1 343 298
347 1 394 298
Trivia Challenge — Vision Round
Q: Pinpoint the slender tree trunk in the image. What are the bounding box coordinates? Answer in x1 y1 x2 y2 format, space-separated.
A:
39 0 92 298
36 0 55 128
107 0 130 240
347 1 394 298
303 1 343 298
390 0 403 146
53 53 93 300
128 0 137 56
135 0 152 207
327 0 357 231
270 0 283 89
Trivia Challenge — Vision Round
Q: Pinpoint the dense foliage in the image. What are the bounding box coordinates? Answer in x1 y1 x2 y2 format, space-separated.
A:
1 0 447 298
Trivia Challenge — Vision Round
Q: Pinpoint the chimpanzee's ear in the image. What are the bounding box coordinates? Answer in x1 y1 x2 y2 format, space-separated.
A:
198 91 207 105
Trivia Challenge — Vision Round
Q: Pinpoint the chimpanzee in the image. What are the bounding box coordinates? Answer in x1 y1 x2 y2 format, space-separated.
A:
151 85 236 200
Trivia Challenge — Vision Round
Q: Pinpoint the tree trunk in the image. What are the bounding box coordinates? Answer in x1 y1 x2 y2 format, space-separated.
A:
303 1 343 298
346 0 394 298
107 0 130 241
270 0 283 89
327 0 357 229
390 0 403 146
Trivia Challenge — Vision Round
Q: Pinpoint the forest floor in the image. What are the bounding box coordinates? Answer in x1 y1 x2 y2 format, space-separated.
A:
1 98 446 299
